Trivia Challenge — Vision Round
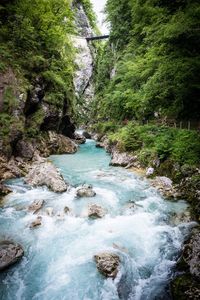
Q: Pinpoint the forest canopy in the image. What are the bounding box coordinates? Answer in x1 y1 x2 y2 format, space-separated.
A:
94 0 200 122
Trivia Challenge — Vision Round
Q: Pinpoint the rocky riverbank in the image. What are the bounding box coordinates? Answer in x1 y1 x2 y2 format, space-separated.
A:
0 130 86 199
88 130 200 299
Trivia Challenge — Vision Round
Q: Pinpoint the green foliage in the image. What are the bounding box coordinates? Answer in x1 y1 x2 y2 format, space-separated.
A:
0 113 24 137
3 86 17 112
108 123 200 166
80 0 97 30
94 0 200 121
0 0 76 112
92 121 120 134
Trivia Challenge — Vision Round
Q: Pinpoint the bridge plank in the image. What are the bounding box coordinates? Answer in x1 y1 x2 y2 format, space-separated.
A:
86 35 109 41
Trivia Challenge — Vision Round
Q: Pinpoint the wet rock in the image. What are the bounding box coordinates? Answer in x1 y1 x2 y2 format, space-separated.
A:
171 228 200 299
96 142 104 148
74 133 86 145
150 176 177 198
169 210 192 226
93 134 103 142
28 199 45 214
64 206 71 214
82 131 91 139
0 183 12 197
94 252 120 279
146 167 155 177
110 151 137 168
181 228 200 280
25 161 68 193
0 241 24 271
29 216 42 228
76 184 96 198
88 204 106 219
171 274 200 300
46 207 54 217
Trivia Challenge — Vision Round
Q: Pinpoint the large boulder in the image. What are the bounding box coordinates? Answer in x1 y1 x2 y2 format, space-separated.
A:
94 252 120 279
25 161 68 192
48 131 78 154
110 151 137 168
76 184 96 198
88 204 106 219
82 131 91 139
0 241 24 271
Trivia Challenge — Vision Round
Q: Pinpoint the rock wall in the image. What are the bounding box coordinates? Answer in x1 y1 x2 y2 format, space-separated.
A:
72 0 96 122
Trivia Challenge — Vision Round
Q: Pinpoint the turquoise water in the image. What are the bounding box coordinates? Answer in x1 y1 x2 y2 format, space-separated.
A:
0 139 194 300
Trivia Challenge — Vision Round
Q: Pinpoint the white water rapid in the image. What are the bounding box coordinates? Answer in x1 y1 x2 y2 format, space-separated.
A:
0 139 194 300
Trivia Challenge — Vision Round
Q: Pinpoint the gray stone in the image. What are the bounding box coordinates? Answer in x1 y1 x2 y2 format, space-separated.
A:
15 139 35 160
146 167 155 177
181 228 200 280
76 184 96 198
110 151 137 167
29 216 42 229
0 241 24 271
64 206 71 214
94 252 120 279
28 199 44 214
88 204 106 219
25 161 68 193
150 176 176 198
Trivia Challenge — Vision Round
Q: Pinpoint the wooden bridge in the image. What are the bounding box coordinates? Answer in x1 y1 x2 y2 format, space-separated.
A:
86 35 109 42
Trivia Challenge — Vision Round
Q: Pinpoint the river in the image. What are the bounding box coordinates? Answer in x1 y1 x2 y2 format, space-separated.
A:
0 139 193 300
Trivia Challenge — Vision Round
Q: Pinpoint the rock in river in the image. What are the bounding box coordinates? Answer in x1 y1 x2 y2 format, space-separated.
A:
0 241 24 271
94 252 120 279
88 204 106 219
29 216 42 229
28 199 45 214
76 184 96 198
25 161 68 193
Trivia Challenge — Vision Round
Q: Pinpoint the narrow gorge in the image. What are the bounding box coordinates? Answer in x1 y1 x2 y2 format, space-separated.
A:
0 1 200 300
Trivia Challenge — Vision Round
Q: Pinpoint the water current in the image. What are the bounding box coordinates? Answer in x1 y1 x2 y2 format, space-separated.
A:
0 139 194 300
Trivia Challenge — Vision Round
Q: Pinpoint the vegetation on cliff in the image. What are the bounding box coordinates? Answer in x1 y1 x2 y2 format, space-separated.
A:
94 0 200 121
0 0 92 158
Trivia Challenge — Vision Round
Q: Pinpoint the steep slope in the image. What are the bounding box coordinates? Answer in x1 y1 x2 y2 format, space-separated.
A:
93 0 200 122
0 0 96 182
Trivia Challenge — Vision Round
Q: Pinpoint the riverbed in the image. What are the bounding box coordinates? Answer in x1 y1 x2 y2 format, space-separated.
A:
0 139 193 300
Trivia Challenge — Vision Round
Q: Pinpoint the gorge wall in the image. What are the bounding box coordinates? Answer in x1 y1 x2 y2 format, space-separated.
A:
0 0 95 182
